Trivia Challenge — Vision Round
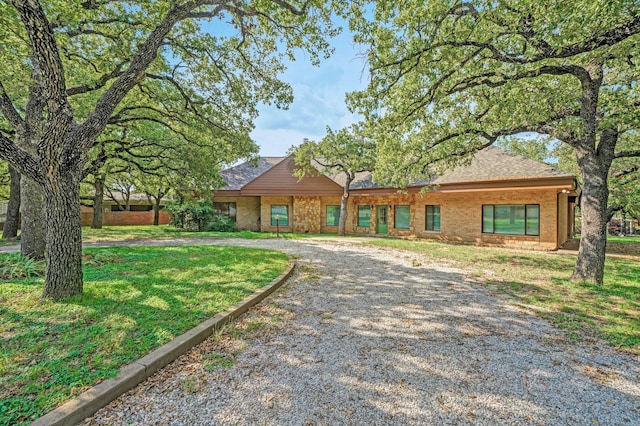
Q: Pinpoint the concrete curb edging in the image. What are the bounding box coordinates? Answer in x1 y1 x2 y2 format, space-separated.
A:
32 261 295 426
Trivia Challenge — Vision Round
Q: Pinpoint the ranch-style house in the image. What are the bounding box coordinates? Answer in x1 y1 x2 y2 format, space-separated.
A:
213 146 578 250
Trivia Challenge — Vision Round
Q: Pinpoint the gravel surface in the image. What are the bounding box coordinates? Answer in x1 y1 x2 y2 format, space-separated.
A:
84 238 639 426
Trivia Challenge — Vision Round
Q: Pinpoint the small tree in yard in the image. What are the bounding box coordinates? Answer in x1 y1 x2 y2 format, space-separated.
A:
0 0 343 300
292 124 376 235
348 0 640 284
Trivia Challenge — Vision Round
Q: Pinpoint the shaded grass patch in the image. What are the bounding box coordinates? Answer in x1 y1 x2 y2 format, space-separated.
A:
0 245 288 425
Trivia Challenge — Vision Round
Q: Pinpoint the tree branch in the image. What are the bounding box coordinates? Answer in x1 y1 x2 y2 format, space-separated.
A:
0 79 25 130
0 133 44 184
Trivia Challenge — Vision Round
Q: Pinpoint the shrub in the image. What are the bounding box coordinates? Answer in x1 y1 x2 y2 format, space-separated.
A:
0 253 45 279
166 200 215 231
205 215 237 232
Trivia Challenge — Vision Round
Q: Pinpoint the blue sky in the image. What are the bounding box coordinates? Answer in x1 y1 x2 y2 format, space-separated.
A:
250 29 368 157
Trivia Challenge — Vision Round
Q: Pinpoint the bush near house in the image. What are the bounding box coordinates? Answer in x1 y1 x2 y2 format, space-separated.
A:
167 201 237 232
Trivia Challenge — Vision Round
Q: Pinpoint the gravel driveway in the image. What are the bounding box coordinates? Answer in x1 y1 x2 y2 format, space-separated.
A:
84 238 639 425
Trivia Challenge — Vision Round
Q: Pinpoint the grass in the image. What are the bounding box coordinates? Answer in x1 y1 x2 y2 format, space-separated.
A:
0 245 289 425
79 225 334 242
365 239 640 354
607 234 640 244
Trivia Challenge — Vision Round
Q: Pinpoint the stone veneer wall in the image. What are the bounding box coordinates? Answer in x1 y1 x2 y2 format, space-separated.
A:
320 196 343 234
347 193 415 237
292 196 321 233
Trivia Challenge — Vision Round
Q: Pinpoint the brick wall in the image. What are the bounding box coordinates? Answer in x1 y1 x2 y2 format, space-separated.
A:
261 196 293 232
214 196 260 231
81 210 171 226
348 188 563 249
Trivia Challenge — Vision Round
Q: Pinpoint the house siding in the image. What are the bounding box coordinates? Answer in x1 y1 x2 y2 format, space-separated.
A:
261 196 294 232
214 196 260 231
347 188 562 249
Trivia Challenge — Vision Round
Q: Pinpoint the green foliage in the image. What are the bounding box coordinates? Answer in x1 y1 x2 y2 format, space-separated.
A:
0 245 288 425
0 253 44 279
205 216 238 233
166 200 215 232
347 0 640 186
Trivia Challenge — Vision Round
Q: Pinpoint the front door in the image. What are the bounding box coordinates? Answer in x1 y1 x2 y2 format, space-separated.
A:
376 205 388 234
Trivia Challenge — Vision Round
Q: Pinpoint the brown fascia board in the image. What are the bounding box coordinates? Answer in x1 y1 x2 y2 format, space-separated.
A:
212 190 242 197
350 176 577 196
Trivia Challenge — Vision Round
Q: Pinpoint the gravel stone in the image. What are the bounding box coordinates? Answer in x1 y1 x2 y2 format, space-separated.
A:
84 238 640 426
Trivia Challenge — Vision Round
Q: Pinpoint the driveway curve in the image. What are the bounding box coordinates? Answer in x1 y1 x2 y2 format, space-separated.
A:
83 238 638 425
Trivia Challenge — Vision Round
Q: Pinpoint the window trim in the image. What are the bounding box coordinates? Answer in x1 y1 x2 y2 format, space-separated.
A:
394 205 410 229
482 204 540 236
425 205 441 232
325 205 340 227
357 205 371 227
214 202 237 222
270 205 289 226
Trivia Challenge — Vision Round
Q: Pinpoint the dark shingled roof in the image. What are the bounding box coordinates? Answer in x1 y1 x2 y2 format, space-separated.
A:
432 146 571 184
219 157 284 190
218 146 572 191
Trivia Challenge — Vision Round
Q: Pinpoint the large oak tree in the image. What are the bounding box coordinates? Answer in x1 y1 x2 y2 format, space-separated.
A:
0 0 342 300
348 0 640 284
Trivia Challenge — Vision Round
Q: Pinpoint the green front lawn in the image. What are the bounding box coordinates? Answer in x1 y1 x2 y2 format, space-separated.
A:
366 239 640 354
80 225 334 242
0 245 289 425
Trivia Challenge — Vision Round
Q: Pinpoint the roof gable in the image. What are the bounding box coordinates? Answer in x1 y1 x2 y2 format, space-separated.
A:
241 156 343 196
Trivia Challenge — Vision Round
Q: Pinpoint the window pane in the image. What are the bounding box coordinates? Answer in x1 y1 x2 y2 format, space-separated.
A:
394 205 410 229
426 205 441 231
214 202 237 222
482 205 494 233
326 205 340 226
271 205 288 226
358 205 371 227
494 205 525 235
526 205 540 236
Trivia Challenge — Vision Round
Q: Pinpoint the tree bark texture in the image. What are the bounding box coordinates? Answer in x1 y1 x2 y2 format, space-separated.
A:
91 174 105 229
42 173 83 299
571 145 612 284
2 166 21 239
19 176 45 259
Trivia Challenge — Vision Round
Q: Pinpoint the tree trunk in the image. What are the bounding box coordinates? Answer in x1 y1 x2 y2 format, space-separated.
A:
153 197 161 226
42 173 83 300
571 148 610 284
2 166 21 239
91 173 105 229
338 175 353 236
20 176 46 259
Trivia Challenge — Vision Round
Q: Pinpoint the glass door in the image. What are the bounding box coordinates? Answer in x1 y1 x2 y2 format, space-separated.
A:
376 205 388 234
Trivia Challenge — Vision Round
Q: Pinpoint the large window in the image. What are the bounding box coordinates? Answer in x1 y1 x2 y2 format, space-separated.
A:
482 204 539 236
426 205 441 231
214 202 237 222
358 205 371 227
326 205 340 226
270 205 289 226
394 205 410 229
